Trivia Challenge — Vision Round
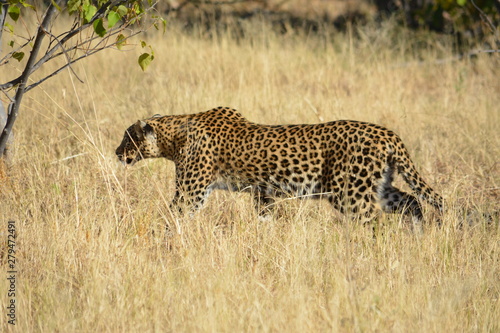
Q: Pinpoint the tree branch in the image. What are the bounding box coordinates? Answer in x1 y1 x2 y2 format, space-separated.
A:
27 1 125 79
471 0 499 42
26 22 139 91
0 1 64 156
0 0 161 157
0 8 142 92
0 2 9 54
43 28 86 84
0 38 34 66
25 30 143 92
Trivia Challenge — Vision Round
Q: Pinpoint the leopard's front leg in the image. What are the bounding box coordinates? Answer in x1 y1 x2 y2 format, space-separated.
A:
170 163 215 214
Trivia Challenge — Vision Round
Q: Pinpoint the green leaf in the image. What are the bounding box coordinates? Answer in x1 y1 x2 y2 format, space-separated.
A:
141 40 147 48
22 2 37 10
8 40 14 48
84 4 97 24
108 10 120 28
116 34 126 50
116 5 128 17
12 52 24 62
457 0 466 6
160 17 167 33
67 0 81 15
8 5 20 22
93 19 107 37
133 3 143 15
152 16 168 33
138 53 154 71
5 22 14 33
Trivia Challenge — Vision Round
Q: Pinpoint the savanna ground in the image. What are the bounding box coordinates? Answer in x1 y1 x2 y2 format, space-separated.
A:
1 9 499 332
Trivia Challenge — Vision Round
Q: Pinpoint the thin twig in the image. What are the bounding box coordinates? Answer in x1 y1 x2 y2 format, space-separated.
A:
0 87 14 103
470 0 499 41
29 1 123 76
0 38 34 67
25 30 143 92
44 29 85 84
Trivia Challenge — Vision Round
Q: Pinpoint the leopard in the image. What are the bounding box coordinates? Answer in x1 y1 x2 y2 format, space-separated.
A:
115 106 444 225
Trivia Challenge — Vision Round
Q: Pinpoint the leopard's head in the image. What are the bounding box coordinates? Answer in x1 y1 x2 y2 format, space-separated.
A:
115 120 160 166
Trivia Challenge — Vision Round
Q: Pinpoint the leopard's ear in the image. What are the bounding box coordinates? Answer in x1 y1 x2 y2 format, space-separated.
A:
134 120 156 140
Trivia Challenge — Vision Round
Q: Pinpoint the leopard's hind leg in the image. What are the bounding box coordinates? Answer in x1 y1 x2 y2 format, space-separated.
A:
375 158 424 231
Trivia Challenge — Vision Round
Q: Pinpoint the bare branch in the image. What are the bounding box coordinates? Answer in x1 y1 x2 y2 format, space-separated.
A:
0 79 20 91
43 29 85 84
470 0 499 42
0 86 14 103
25 30 143 92
34 22 136 73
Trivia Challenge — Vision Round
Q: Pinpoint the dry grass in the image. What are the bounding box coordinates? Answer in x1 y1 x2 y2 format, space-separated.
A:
1 18 499 332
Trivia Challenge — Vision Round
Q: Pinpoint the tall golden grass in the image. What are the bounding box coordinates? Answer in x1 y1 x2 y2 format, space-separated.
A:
1 18 499 332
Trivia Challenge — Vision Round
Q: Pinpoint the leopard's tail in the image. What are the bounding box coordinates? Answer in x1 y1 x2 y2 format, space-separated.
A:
395 143 445 212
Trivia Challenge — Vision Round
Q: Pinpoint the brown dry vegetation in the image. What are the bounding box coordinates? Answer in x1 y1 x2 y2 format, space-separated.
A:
1 16 499 332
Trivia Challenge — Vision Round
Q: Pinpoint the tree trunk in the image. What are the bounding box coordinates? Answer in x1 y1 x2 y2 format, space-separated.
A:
0 2 13 165
0 100 14 166
0 3 60 159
